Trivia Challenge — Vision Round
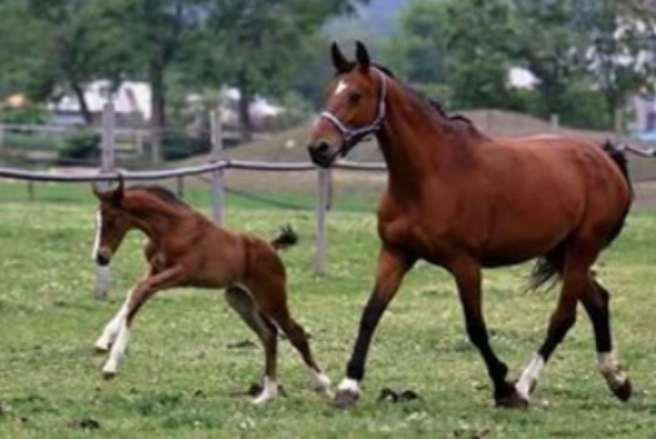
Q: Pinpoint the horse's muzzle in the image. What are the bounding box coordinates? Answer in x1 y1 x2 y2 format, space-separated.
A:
308 141 338 168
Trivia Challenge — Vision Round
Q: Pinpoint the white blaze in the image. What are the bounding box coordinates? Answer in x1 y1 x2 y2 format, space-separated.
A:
92 210 102 261
334 80 348 96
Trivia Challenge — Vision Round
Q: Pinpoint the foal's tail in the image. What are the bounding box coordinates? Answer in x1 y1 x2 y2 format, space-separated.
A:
528 141 633 292
270 225 298 251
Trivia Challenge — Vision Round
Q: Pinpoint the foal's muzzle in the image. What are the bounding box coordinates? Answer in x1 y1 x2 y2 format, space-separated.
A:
95 247 111 266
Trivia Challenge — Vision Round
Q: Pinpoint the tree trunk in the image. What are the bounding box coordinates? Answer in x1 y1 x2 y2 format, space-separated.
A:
237 72 253 142
72 82 93 125
149 59 167 163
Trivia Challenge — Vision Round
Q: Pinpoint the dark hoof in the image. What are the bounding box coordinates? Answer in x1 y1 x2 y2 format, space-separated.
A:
495 384 529 409
102 371 116 381
334 389 359 409
612 379 632 402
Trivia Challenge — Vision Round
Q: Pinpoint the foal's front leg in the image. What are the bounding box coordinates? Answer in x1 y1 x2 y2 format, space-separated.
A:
334 247 414 408
101 265 184 378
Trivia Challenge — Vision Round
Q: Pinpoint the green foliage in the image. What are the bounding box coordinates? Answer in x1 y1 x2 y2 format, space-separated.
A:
1 132 65 151
58 130 101 161
0 105 50 124
160 134 211 161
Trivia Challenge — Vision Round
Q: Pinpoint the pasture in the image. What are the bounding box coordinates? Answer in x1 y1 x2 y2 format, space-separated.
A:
0 182 655 438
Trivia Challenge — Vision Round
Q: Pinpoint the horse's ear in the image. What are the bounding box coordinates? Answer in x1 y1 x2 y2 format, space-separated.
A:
91 173 124 206
355 41 370 72
331 42 351 74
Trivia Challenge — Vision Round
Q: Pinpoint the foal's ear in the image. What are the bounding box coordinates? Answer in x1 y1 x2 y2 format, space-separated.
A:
92 173 124 206
331 42 351 74
355 41 370 72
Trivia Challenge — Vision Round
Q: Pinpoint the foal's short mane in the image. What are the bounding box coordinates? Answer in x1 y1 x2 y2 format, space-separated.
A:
129 185 189 208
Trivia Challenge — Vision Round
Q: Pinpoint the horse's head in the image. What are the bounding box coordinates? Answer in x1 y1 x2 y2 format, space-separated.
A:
308 41 387 168
91 176 131 266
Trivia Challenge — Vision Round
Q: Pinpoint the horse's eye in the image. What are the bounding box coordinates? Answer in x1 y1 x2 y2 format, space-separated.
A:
348 92 361 105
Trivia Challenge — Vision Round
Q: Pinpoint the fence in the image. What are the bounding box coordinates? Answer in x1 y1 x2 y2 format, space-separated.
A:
0 103 386 299
2 104 655 299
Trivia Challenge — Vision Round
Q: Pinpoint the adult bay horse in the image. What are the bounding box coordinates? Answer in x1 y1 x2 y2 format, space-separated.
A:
307 42 633 408
91 178 331 404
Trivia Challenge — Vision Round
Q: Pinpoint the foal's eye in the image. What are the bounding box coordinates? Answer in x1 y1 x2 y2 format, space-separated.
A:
348 92 361 105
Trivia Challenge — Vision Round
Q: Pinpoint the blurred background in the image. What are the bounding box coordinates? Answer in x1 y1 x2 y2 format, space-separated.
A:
1 0 656 209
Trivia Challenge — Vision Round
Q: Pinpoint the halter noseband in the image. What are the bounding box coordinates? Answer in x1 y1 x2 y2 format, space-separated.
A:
319 68 387 154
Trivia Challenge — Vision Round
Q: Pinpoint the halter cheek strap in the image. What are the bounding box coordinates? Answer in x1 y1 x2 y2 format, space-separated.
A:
319 69 387 151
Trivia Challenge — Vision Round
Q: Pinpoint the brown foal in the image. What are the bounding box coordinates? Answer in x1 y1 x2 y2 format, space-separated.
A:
91 178 331 404
308 42 633 408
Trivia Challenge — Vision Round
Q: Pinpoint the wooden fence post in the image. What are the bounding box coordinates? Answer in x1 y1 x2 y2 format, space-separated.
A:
550 114 560 131
27 181 34 201
0 123 4 149
210 108 225 225
94 102 116 300
176 176 185 199
314 168 332 276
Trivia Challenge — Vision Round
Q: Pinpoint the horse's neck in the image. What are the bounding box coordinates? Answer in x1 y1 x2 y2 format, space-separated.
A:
126 196 188 242
376 82 458 195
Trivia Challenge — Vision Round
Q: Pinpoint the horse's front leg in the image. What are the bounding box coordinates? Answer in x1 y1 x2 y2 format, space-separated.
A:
450 259 522 407
101 265 184 379
334 246 414 408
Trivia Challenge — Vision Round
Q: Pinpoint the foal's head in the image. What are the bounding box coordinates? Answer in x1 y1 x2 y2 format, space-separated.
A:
91 178 131 266
308 41 387 168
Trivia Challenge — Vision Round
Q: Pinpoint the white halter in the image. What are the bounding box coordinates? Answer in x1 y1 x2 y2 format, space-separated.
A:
320 69 387 148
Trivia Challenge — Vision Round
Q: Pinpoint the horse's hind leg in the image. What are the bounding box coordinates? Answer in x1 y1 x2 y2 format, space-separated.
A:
580 278 632 401
515 241 598 403
225 286 279 404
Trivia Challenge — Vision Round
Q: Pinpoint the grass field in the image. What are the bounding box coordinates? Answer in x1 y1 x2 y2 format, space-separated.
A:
1 182 655 438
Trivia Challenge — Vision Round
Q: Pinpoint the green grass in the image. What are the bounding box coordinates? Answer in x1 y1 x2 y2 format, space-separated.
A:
1 182 655 438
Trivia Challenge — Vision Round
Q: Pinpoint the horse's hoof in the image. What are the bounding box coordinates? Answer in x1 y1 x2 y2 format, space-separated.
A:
94 345 110 354
495 384 529 409
102 370 116 381
612 378 632 402
334 389 359 409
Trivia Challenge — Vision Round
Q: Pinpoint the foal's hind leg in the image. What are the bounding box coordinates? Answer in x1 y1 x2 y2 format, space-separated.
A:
515 242 598 404
246 275 332 399
225 286 279 404
580 278 632 401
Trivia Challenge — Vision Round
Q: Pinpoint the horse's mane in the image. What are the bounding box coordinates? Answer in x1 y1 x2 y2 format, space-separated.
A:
371 63 475 128
128 185 189 208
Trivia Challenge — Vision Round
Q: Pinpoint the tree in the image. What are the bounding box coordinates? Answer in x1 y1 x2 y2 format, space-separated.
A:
580 0 656 131
195 0 364 141
0 0 129 124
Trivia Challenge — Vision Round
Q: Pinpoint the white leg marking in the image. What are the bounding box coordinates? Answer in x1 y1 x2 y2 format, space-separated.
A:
515 354 545 400
91 210 102 261
334 80 348 96
252 376 278 405
337 377 360 395
102 320 129 377
598 351 627 389
309 368 333 397
95 290 132 351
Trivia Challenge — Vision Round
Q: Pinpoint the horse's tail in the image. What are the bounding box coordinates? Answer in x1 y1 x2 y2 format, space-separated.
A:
601 140 633 246
528 140 633 292
270 225 298 251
